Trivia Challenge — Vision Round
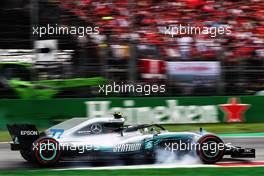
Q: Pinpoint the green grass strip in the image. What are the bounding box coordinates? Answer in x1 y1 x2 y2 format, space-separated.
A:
0 167 264 176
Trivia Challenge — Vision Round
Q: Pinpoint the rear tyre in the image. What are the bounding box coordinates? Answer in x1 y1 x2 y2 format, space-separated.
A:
197 135 225 164
32 137 61 166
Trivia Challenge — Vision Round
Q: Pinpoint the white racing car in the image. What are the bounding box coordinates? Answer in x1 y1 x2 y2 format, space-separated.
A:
7 113 255 166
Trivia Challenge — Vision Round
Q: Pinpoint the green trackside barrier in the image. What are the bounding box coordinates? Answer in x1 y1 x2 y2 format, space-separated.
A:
0 62 106 99
0 96 263 129
8 76 106 99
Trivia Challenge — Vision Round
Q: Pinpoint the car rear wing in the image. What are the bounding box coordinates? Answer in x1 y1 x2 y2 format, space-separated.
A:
6 124 39 150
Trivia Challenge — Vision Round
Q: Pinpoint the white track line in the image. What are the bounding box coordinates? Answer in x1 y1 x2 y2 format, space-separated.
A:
54 163 218 171
0 142 10 144
53 160 264 171
53 165 264 171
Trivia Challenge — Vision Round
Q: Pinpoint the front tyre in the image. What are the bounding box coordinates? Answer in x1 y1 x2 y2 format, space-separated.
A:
197 135 225 164
32 137 61 166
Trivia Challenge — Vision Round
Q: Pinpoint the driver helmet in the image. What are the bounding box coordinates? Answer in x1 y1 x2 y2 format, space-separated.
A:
113 112 124 119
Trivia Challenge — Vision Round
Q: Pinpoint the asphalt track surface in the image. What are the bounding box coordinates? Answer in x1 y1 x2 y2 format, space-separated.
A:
0 137 263 170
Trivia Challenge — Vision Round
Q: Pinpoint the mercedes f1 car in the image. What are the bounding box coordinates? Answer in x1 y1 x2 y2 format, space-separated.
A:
7 113 255 166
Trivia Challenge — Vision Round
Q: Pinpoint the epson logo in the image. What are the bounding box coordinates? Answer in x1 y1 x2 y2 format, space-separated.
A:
20 131 38 136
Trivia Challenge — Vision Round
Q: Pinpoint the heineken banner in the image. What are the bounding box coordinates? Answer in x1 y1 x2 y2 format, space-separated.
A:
0 96 263 129
84 96 258 124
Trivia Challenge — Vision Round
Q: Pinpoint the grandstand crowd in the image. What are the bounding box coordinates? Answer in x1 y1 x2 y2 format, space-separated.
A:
0 0 263 96
59 0 263 62
58 0 264 95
